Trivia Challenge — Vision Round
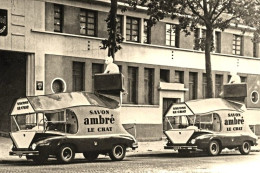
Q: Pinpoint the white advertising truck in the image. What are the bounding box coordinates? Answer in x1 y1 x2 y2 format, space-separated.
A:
9 74 138 164
164 83 258 156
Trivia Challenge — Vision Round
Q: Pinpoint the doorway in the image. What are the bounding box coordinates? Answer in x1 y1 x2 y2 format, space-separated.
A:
0 51 26 132
162 98 180 131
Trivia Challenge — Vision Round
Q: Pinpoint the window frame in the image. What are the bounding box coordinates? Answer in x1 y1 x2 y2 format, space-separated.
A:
232 34 243 56
189 72 198 100
174 71 184 83
80 9 97 37
143 19 151 44
215 74 223 98
126 17 140 42
202 73 207 99
127 66 138 104
160 69 170 82
92 63 104 92
54 4 63 32
166 23 179 47
144 68 154 105
215 31 221 53
72 61 85 92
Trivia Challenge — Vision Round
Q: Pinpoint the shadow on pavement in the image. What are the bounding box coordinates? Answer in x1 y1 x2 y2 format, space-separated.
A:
127 151 246 158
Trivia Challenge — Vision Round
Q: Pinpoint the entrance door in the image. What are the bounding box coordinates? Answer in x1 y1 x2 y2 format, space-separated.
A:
0 51 26 132
163 98 180 131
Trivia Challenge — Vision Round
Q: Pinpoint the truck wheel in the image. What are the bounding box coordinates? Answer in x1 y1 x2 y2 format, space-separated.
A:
239 141 251 155
109 144 126 161
57 145 75 163
208 140 220 156
83 152 99 162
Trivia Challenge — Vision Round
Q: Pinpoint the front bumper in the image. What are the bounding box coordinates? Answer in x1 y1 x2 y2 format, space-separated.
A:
9 150 39 156
132 142 138 150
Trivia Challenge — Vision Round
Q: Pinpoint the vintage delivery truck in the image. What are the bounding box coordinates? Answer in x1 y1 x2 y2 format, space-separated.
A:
164 83 258 156
9 74 138 164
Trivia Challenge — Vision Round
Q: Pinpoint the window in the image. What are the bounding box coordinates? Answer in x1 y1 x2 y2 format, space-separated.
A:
195 113 221 132
233 35 243 55
127 67 138 104
174 71 184 83
189 72 197 100
241 76 247 83
193 28 206 50
80 9 97 36
54 4 63 32
117 15 123 35
194 28 200 50
201 29 206 51
92 63 104 91
215 31 221 53
251 91 259 104
166 24 179 47
126 17 140 42
202 74 207 98
143 20 151 44
166 115 191 129
215 74 223 98
144 68 154 104
253 42 258 58
51 78 66 93
160 69 170 82
45 109 78 134
73 62 85 91
227 75 231 83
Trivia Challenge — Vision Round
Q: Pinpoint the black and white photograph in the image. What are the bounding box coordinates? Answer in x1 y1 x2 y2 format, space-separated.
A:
1 0 260 172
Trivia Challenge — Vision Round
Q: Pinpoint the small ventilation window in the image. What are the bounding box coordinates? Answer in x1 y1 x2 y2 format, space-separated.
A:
51 78 66 93
251 91 259 104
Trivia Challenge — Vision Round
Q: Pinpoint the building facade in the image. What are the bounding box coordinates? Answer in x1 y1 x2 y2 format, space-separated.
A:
1 0 260 140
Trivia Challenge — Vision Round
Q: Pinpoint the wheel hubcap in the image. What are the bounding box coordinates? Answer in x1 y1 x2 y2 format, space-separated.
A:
115 146 123 157
63 148 72 160
243 143 249 152
211 143 218 154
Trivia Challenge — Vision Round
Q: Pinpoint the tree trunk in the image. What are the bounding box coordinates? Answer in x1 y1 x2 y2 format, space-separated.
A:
109 0 118 59
205 27 214 98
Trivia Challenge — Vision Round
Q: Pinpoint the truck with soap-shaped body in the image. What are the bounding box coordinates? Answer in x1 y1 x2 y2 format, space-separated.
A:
164 83 258 156
9 73 138 164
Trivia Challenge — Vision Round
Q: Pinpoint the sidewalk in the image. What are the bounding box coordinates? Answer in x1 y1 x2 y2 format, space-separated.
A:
1 136 259 160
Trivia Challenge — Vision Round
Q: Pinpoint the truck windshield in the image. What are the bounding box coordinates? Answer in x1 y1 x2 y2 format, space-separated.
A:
166 115 194 129
11 113 38 132
165 113 221 132
11 109 78 134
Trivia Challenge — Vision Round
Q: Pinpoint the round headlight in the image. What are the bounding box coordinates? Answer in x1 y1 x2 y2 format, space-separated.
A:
31 143 37 150
191 139 196 144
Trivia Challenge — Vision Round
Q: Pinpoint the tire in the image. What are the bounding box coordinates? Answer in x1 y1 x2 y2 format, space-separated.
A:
239 141 251 155
57 145 75 163
83 152 99 162
109 144 126 161
26 155 33 160
208 140 220 156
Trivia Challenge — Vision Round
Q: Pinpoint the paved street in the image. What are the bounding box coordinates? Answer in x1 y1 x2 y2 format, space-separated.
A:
0 150 260 173
1 136 260 173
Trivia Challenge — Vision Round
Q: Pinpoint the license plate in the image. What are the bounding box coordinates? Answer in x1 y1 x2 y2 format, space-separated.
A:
173 146 181 150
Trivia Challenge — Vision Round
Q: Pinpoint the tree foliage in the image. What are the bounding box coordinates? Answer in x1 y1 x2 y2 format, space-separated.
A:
126 0 259 98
